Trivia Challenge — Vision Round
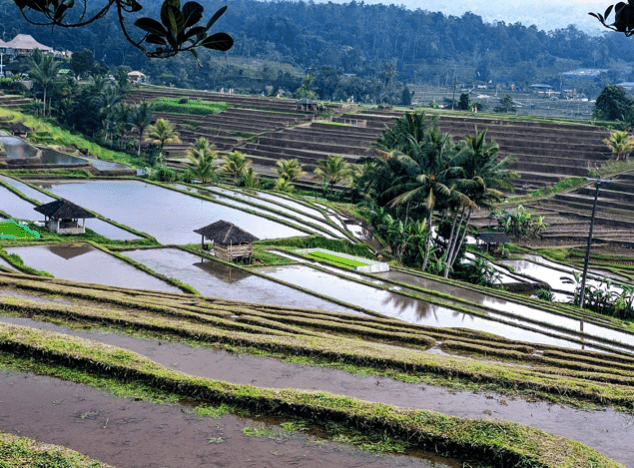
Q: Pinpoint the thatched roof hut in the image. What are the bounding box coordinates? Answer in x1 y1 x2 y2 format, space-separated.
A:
10 122 32 137
194 220 259 262
476 231 509 253
34 199 95 235
3 34 53 54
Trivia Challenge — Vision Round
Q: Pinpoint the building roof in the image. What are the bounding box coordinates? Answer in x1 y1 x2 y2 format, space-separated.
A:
10 122 32 133
3 34 53 52
477 231 510 244
34 199 96 219
194 220 259 245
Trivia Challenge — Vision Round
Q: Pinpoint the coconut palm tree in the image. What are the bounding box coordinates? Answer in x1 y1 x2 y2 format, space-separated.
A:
276 158 306 185
28 55 62 117
312 154 352 194
186 138 218 184
144 118 181 165
604 130 634 160
130 101 155 157
221 150 251 185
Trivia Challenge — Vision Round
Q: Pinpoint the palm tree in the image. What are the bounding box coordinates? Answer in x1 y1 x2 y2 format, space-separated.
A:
243 167 259 188
276 158 306 185
144 118 181 165
221 150 251 185
130 101 154 157
186 138 218 184
604 130 634 160
28 55 62 117
312 155 352 194
442 128 517 276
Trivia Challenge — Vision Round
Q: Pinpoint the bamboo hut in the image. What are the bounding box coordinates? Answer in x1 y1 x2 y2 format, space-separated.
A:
194 220 259 262
34 199 95 235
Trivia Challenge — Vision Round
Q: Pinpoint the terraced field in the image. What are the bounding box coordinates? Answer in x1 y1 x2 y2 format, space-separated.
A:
0 271 631 467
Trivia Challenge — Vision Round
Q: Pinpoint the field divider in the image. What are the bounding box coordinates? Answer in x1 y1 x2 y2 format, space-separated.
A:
0 322 625 468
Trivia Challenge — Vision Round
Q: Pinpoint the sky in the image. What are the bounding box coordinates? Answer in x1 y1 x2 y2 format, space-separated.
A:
324 0 616 34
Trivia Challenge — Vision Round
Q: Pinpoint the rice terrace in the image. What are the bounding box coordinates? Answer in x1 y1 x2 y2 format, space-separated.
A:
2 71 634 467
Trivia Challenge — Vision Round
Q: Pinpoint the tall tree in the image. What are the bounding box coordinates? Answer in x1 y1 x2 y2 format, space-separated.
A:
604 130 634 160
312 154 351 194
186 137 218 183
130 101 155 157
221 151 251 185
28 55 61 117
144 118 181 165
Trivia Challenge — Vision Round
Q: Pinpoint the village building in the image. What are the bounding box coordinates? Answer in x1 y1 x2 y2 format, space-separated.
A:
34 199 95 235
127 71 146 83
194 220 259 263
2 34 53 56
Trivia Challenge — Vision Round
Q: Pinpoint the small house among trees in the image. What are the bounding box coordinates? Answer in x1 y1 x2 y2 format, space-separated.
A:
476 231 510 254
34 199 95 235
194 220 259 262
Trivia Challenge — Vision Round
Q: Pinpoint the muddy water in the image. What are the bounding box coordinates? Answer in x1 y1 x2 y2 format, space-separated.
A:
0 368 458 468
4 245 181 293
0 177 141 241
1 315 632 467
34 180 306 243
255 263 602 350
122 248 360 314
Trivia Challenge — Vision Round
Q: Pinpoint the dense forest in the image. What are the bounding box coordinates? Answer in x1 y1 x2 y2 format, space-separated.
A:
3 0 634 98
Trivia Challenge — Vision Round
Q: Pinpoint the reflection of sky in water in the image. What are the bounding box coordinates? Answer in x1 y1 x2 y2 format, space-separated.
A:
36 180 305 244
5 245 180 292
0 178 139 241
123 247 359 314
255 263 603 350
178 185 342 238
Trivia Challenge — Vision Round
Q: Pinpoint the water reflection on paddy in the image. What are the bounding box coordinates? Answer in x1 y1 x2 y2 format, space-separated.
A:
0 178 140 241
123 247 360 313
36 180 306 244
5 244 181 293
254 263 596 350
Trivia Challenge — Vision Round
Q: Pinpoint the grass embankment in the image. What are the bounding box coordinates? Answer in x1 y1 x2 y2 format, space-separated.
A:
150 98 229 116
304 250 368 268
0 108 140 167
0 432 112 468
2 272 634 411
0 322 623 468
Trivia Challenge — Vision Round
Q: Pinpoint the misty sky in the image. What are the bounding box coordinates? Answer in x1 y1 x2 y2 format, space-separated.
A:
323 0 616 34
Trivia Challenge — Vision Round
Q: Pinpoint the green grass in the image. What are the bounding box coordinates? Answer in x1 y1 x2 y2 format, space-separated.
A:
151 98 229 116
0 432 111 467
305 251 369 268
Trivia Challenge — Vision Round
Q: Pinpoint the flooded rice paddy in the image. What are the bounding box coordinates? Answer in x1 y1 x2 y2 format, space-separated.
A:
122 247 360 313
0 136 38 158
0 363 459 468
254 262 599 350
34 180 306 243
0 177 141 240
4 244 181 293
1 314 633 468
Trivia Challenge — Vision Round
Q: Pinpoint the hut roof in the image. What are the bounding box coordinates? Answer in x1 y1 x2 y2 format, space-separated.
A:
34 199 96 219
10 122 31 133
194 220 259 246
4 34 53 52
477 231 509 244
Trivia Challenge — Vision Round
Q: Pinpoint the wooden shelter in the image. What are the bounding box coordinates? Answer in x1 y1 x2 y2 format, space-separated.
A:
194 220 259 262
10 122 31 137
296 98 317 112
34 199 95 235
476 231 510 253
3 34 53 55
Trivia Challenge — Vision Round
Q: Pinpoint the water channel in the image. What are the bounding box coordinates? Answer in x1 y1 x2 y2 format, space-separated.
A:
32 180 307 243
4 244 181 293
1 315 631 468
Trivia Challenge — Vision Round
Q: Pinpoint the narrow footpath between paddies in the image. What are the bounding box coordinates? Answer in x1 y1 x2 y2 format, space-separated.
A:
1 314 632 468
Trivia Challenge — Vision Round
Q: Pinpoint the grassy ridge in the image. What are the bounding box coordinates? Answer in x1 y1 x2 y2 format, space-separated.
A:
0 322 623 468
151 98 229 116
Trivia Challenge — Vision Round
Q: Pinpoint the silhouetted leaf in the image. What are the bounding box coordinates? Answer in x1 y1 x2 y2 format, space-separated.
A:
200 32 233 51
182 2 203 28
206 5 227 30
134 17 168 36
605 4 614 19
145 34 168 45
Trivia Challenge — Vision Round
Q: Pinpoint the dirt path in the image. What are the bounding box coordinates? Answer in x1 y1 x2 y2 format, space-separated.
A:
2 315 632 467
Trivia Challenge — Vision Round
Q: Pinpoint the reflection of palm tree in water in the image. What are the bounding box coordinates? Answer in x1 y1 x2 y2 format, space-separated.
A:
381 291 433 320
380 291 472 323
